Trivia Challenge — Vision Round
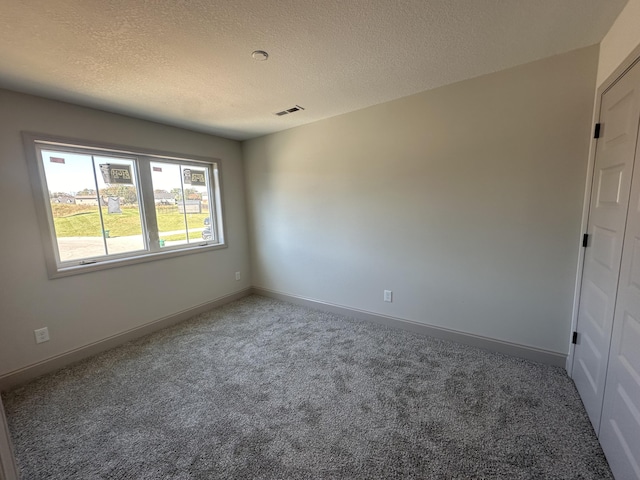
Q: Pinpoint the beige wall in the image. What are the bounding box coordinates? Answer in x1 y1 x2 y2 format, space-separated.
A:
0 90 250 377
597 0 640 86
244 46 599 354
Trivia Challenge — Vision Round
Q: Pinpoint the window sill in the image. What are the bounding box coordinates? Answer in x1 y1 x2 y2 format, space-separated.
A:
48 242 227 279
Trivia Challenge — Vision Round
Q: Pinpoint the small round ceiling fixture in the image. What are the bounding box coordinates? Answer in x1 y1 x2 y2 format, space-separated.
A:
252 50 269 61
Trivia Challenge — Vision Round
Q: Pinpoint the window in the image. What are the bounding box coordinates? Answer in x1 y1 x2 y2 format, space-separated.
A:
24 133 225 277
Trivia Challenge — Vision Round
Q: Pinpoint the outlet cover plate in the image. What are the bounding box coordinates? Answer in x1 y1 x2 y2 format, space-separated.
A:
34 327 50 344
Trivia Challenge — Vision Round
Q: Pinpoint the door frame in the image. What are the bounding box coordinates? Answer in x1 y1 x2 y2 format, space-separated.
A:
0 399 19 480
567 42 640 376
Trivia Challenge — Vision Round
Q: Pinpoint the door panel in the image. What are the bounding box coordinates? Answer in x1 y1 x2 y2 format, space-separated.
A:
599 141 640 479
630 238 640 289
597 164 624 206
592 226 618 272
572 60 640 432
583 280 609 330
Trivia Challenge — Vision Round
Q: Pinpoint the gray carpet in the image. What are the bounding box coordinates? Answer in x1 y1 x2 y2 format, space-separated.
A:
3 295 612 479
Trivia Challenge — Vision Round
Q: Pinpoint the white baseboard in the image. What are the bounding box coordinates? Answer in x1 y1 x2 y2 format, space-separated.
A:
1 285 567 391
0 288 251 392
252 287 567 368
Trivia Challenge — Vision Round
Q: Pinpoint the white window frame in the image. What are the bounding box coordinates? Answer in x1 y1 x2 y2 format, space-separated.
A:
23 132 226 278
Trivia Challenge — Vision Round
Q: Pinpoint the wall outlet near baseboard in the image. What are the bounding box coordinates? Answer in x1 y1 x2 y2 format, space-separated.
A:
235 272 241 281
384 290 392 302
34 327 50 344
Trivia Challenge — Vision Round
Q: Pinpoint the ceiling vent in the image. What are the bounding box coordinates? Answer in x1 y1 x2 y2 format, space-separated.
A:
275 105 305 116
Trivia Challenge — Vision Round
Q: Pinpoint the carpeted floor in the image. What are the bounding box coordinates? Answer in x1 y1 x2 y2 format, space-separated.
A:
3 295 612 479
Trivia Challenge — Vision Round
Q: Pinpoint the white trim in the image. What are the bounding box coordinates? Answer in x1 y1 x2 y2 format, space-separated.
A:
252 287 567 367
566 87 600 374
0 400 19 480
0 288 251 392
566 43 640 376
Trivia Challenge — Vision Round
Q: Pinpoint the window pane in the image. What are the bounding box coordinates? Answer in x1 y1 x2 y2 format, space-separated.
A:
41 150 106 262
93 156 145 256
151 162 188 247
181 165 213 244
151 162 212 247
40 149 146 263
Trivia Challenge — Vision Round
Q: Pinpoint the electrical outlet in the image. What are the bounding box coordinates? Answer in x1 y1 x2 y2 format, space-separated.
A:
384 290 392 302
34 327 50 344
235 271 241 281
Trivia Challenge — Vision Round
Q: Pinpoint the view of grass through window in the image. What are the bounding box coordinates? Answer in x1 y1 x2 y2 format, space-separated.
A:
51 204 209 239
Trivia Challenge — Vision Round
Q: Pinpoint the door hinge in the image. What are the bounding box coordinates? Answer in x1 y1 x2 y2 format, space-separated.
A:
594 123 601 139
582 233 589 247
572 331 578 344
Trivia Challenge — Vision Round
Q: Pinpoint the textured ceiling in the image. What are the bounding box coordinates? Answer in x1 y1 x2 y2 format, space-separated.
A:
0 0 628 140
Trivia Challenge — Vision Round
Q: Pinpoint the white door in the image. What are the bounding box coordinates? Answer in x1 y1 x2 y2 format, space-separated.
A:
572 60 640 432
598 117 640 479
